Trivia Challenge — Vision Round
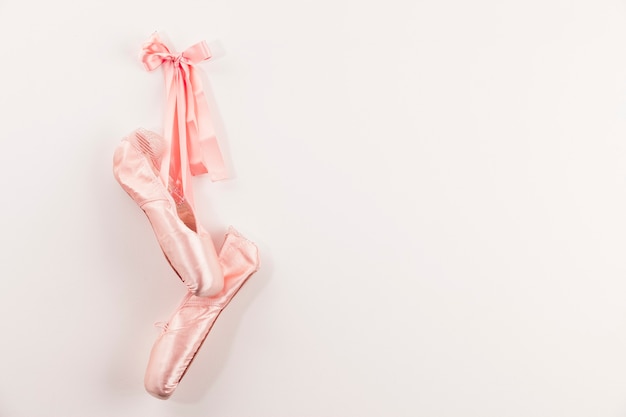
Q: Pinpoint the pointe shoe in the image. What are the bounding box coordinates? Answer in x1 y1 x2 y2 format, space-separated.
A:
144 227 260 400
113 128 224 297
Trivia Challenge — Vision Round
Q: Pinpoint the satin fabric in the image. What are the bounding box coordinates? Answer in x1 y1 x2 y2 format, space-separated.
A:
114 33 261 400
113 129 223 296
139 33 228 211
145 227 260 400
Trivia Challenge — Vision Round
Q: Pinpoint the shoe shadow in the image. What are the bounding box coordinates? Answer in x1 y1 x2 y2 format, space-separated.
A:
103 202 188 397
97 132 159 397
98 133 189 397
170 238 273 403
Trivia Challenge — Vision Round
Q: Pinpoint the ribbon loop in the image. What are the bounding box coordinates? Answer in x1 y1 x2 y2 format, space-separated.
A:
181 41 212 64
139 33 173 71
139 33 228 209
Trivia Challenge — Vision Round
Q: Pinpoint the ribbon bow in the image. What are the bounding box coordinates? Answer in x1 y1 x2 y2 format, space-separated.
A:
139 33 228 208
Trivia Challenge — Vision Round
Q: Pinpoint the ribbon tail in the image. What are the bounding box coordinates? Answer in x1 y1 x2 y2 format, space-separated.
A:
176 68 196 209
160 65 176 190
189 66 228 181
184 66 208 176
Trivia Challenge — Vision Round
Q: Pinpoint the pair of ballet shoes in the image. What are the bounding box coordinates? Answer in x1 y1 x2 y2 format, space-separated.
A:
113 129 260 399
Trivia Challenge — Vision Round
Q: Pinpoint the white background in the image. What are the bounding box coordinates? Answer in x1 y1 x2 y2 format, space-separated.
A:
1 0 626 415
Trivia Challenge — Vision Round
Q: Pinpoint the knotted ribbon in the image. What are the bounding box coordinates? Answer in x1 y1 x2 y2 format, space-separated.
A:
139 33 228 208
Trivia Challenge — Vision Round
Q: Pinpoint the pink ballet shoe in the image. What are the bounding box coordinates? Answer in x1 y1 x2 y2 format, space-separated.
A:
144 227 260 400
113 128 224 297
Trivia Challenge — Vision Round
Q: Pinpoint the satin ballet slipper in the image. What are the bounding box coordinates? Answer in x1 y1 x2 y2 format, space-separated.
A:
144 227 260 400
113 128 224 297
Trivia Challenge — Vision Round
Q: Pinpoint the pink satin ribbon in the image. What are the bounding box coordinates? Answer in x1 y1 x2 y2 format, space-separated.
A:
139 33 228 208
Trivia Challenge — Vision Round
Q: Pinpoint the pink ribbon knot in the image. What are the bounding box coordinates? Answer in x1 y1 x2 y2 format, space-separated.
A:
139 33 228 208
